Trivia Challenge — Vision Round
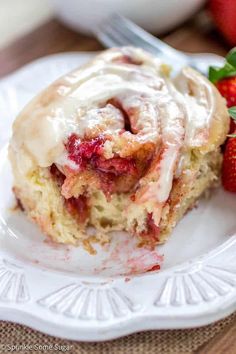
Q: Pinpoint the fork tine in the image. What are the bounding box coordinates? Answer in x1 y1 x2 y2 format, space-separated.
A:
98 23 131 48
96 14 157 51
96 14 186 62
95 14 223 75
96 30 122 48
97 20 131 48
110 15 168 55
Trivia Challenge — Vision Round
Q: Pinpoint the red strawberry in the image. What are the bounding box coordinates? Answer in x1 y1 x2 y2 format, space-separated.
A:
209 49 236 192
209 0 236 45
222 131 236 192
216 76 236 107
216 77 236 133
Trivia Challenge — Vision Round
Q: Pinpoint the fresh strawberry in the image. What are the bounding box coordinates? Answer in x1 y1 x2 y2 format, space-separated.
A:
216 76 236 107
209 50 236 192
222 107 236 192
209 0 236 45
222 130 236 192
216 77 236 133
209 48 236 133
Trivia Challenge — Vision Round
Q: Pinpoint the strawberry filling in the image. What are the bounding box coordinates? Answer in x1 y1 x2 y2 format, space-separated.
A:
90 155 137 176
141 213 160 243
147 264 161 272
66 133 137 175
50 164 89 224
112 55 142 65
64 195 89 224
66 133 139 197
50 164 65 186
66 134 105 169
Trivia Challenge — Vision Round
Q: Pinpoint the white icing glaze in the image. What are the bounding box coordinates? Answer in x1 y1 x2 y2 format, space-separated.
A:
174 67 215 147
9 47 229 222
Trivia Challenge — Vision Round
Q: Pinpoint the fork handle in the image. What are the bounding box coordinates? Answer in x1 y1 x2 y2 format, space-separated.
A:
188 53 224 75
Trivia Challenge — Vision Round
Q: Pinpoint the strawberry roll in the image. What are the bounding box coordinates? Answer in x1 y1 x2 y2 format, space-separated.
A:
9 47 229 251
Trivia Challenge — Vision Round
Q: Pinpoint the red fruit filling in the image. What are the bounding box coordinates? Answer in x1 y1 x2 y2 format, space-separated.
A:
93 160 137 200
50 164 65 186
50 164 89 224
66 134 105 169
147 264 161 272
90 156 137 176
64 195 89 224
113 55 142 65
141 213 160 243
66 134 138 194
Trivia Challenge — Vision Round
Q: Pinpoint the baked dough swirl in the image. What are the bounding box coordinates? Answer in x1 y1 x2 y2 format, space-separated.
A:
9 47 229 249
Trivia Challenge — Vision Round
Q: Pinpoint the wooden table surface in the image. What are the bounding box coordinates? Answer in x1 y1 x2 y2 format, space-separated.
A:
0 14 235 354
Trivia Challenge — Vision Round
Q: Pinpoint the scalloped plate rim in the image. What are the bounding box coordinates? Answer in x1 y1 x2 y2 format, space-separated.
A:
0 299 236 342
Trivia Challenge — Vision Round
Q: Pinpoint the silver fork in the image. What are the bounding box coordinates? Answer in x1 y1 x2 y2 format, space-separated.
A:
95 14 224 75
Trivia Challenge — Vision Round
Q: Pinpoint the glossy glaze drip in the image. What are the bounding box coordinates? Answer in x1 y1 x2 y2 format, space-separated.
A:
10 47 228 215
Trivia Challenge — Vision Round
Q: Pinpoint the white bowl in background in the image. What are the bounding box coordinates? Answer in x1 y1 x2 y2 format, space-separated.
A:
50 0 206 35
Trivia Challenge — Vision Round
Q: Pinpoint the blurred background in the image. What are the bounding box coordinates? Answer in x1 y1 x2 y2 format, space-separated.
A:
0 0 235 76
0 0 53 49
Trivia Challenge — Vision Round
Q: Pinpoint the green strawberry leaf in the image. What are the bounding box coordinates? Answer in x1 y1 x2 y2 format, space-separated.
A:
208 47 236 83
208 62 236 83
226 48 236 68
228 107 236 121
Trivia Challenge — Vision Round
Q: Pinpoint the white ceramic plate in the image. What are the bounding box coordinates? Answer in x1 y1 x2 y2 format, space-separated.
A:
0 52 236 342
